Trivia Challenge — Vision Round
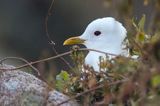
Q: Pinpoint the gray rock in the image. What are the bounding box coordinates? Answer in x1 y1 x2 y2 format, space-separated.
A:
0 64 78 106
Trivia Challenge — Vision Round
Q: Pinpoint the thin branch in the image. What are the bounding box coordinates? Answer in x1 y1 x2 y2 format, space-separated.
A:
0 57 40 76
45 0 55 44
45 0 73 70
57 79 128 106
80 48 118 57
0 48 131 71
0 51 72 71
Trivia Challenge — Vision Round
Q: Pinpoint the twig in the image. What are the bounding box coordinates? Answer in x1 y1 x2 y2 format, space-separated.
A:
45 0 55 44
0 48 132 71
57 79 128 106
0 51 72 71
0 57 40 76
45 0 73 70
80 48 118 57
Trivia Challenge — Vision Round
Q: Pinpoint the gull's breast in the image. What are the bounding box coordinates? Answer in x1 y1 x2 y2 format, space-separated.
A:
85 51 106 71
84 47 129 72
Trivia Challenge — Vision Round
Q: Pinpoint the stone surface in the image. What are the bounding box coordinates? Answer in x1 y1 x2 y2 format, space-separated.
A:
0 64 78 106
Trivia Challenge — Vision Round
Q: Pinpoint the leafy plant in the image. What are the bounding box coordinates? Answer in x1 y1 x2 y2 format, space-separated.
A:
55 14 160 105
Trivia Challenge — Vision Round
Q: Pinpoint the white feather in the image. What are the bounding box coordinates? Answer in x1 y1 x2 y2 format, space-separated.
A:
80 17 128 71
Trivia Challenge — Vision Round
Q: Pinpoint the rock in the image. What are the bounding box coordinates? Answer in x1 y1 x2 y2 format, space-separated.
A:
0 64 78 106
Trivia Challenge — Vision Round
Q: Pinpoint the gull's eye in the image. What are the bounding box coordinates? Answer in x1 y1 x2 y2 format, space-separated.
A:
94 31 101 36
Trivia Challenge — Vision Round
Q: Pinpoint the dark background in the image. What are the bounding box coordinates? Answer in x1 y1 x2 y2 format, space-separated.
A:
0 0 159 77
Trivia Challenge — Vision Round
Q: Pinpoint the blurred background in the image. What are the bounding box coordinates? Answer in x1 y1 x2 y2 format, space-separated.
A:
0 0 159 80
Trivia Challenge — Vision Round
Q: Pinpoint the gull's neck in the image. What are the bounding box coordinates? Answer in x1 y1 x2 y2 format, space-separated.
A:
86 40 124 55
84 41 126 71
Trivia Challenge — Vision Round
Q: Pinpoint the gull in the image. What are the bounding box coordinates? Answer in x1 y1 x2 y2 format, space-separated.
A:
63 17 128 72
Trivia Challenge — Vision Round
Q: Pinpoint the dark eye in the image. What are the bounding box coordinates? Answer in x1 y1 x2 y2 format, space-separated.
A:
94 31 101 36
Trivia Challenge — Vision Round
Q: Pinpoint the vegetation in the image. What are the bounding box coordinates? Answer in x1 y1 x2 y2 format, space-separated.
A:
1 0 160 106
56 11 160 106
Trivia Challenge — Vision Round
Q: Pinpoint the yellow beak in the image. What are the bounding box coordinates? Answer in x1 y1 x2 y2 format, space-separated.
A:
63 36 85 45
